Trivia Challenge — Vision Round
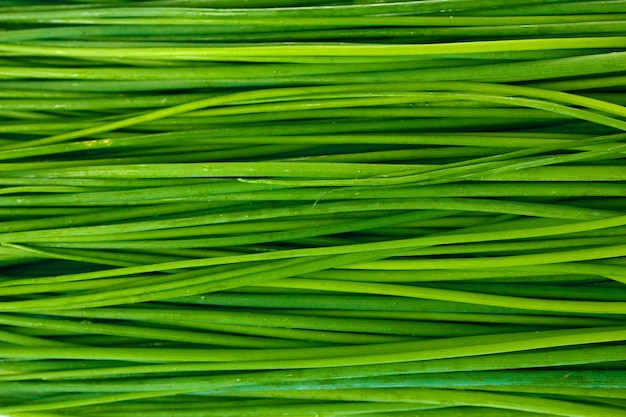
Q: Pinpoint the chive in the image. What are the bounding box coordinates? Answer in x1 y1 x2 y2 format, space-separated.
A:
1 1 625 415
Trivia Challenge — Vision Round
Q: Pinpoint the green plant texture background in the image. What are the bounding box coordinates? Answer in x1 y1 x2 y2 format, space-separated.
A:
0 1 625 416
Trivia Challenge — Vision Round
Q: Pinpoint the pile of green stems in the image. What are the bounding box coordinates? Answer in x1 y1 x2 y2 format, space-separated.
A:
0 1 626 416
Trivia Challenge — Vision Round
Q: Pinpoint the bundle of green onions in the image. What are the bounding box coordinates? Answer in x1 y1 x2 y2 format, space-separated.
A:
1 0 626 416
